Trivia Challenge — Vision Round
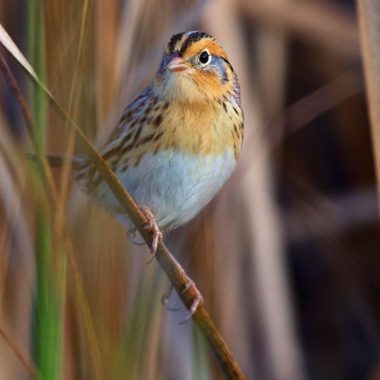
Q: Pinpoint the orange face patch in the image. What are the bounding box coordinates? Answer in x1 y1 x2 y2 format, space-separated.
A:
180 39 233 97
182 39 228 61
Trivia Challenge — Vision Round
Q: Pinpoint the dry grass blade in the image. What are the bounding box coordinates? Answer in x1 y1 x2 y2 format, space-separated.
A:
0 22 245 380
0 24 58 206
57 0 89 229
0 24 37 77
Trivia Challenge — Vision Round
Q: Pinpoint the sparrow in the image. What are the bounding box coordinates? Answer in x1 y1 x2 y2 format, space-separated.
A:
75 31 244 253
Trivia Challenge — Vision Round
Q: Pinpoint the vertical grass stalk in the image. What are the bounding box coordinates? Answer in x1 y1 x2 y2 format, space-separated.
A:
27 1 65 379
27 0 47 152
34 216 65 380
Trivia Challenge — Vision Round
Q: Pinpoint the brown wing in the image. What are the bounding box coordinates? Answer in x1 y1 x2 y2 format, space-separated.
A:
75 86 168 192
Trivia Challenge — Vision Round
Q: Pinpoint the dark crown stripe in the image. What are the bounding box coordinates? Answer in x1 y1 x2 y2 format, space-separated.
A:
168 31 213 55
179 31 213 56
168 32 184 53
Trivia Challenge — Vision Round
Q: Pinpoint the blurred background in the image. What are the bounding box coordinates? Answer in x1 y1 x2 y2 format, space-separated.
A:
0 0 380 379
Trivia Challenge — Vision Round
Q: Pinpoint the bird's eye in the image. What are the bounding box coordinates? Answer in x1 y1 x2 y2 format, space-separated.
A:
199 50 211 65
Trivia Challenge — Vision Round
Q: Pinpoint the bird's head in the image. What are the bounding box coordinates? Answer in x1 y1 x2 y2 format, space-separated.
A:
155 31 239 104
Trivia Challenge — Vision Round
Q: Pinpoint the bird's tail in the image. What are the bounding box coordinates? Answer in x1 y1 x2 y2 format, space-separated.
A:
26 153 87 170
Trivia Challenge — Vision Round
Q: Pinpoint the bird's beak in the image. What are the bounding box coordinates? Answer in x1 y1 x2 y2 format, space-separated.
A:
167 57 188 72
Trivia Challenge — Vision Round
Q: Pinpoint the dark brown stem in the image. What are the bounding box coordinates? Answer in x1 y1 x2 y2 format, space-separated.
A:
0 52 34 134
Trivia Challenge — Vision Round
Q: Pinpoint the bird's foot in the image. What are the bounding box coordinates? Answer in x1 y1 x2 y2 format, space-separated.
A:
139 205 162 256
126 229 145 246
160 285 180 311
179 279 203 324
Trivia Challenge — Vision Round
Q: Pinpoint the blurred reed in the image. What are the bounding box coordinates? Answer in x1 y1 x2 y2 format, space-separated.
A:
357 0 380 212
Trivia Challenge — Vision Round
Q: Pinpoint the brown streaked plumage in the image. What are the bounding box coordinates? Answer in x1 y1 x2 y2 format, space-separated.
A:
75 31 244 253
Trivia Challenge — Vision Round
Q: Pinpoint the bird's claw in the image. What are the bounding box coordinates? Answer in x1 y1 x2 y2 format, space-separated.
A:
161 285 180 311
127 229 146 246
179 279 203 324
139 205 162 256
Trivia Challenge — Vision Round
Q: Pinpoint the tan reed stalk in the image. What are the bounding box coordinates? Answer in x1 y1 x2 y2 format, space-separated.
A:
357 0 380 215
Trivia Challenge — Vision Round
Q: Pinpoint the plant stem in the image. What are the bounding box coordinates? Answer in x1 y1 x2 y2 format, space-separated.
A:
357 0 380 215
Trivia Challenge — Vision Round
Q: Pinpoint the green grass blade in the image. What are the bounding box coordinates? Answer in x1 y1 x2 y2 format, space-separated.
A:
26 2 65 379
33 216 65 380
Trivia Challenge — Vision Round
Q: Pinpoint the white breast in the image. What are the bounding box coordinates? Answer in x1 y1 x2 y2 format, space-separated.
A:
95 149 237 231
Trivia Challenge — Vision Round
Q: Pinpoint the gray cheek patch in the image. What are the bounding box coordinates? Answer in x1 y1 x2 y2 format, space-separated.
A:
211 56 229 84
